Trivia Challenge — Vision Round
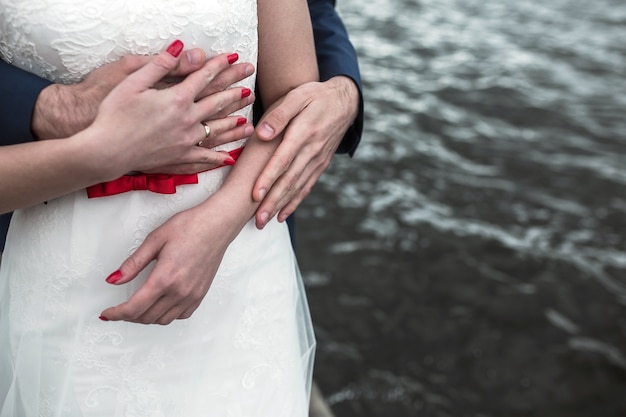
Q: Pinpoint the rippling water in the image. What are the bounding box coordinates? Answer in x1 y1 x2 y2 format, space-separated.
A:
297 0 626 416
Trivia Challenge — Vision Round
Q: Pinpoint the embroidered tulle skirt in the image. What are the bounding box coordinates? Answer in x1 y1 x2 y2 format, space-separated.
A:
0 166 315 416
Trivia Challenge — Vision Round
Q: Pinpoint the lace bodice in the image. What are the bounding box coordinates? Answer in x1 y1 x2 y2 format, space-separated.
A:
0 0 258 85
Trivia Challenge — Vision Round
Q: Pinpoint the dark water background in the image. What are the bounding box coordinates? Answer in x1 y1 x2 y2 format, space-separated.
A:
297 0 626 416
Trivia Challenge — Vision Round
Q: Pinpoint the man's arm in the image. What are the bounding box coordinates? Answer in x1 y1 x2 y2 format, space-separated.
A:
0 61 51 251
308 0 363 155
0 60 51 144
251 0 364 226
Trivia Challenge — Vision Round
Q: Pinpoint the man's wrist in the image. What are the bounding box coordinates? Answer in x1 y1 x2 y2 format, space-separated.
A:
31 84 91 140
327 75 360 124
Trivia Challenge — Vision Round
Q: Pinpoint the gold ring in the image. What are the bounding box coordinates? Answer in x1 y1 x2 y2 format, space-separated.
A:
198 122 211 146
202 122 211 139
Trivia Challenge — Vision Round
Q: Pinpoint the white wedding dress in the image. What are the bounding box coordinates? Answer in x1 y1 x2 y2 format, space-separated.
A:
0 1 315 416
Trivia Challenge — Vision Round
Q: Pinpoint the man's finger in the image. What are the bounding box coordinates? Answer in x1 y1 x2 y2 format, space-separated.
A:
252 139 299 202
255 91 309 141
252 113 314 202
277 167 323 222
169 48 207 76
254 151 313 228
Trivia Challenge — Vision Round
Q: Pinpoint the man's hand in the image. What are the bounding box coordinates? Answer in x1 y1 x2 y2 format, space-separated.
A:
32 50 201 139
252 75 360 228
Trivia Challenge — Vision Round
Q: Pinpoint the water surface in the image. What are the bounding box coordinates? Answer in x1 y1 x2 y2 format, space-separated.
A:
298 0 626 415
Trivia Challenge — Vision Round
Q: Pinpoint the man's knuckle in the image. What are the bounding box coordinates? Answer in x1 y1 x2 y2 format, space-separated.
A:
285 173 299 191
272 155 290 173
268 108 289 126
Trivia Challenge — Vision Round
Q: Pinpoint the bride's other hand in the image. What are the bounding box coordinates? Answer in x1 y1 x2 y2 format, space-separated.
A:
89 43 254 175
98 199 235 325
251 76 360 228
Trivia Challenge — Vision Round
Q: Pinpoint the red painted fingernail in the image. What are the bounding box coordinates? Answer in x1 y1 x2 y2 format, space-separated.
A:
166 40 184 58
224 157 236 166
241 88 251 98
99 315 110 321
227 53 239 64
106 270 123 284
236 117 247 126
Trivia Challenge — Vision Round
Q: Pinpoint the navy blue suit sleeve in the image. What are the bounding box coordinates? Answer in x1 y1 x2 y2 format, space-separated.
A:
0 61 51 251
308 0 363 156
0 59 52 145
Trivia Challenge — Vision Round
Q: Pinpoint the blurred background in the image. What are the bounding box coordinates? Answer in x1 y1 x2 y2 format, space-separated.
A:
297 0 626 416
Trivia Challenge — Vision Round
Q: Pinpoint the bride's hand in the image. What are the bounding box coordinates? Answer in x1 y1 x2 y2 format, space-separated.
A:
139 114 253 175
33 47 255 141
98 199 236 324
89 41 256 177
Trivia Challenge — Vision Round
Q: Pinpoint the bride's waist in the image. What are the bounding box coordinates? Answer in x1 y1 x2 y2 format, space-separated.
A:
86 146 244 199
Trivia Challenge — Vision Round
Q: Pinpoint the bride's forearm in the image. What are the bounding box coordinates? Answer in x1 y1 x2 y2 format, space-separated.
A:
199 132 282 238
195 0 318 238
0 129 117 214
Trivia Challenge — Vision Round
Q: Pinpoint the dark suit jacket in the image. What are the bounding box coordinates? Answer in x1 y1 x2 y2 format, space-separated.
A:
0 0 364 250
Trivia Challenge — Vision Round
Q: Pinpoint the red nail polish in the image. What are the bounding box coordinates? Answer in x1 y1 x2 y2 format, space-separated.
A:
227 53 239 64
106 270 123 284
224 157 236 166
166 40 184 58
241 88 251 98
236 117 247 126
99 315 110 321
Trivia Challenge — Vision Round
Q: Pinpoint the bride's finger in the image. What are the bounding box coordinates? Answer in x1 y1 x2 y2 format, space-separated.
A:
118 40 186 94
197 116 253 149
100 286 161 323
191 86 254 122
178 300 203 320
134 296 184 325
173 52 237 100
156 303 190 325
195 62 255 100
204 92 256 121
140 148 240 175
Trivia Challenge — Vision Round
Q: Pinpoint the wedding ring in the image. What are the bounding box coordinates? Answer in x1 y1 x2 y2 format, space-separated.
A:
198 122 211 146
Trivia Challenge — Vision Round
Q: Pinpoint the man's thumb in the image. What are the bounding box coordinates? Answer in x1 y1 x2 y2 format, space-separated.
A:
122 40 184 92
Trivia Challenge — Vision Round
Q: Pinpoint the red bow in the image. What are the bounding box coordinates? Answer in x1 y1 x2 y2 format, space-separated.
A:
86 173 199 198
86 147 244 198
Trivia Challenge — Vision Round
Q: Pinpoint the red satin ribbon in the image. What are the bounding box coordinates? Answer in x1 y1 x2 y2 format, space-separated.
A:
86 147 244 198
